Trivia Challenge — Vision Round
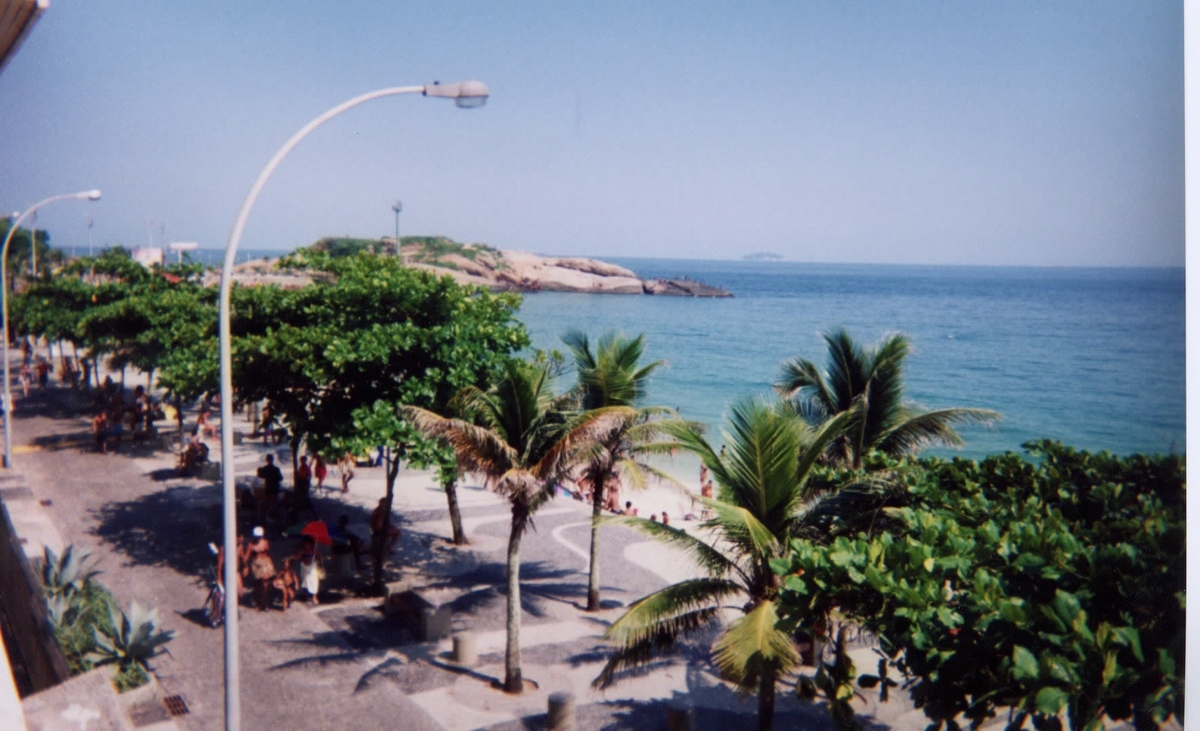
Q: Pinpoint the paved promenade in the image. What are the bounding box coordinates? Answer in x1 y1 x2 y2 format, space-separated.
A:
6 367 925 730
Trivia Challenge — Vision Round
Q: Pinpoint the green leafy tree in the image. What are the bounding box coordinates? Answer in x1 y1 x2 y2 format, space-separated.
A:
594 400 849 731
405 360 586 694
775 329 998 468
232 250 528 586
563 330 676 612
773 443 1184 731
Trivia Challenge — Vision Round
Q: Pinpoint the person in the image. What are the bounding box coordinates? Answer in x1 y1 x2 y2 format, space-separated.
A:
214 534 247 599
374 445 386 467
313 454 327 492
650 513 659 523
260 404 275 446
624 500 638 517
35 359 49 389
177 438 208 475
291 456 317 521
662 512 670 526
92 411 110 454
256 455 284 521
370 498 400 558
699 463 708 486
245 527 275 611
196 408 216 440
293 535 323 605
273 559 298 610
338 452 355 493
81 359 92 390
329 514 365 569
109 405 124 452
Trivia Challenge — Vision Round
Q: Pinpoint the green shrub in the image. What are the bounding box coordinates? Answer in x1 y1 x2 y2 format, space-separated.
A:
773 443 1184 731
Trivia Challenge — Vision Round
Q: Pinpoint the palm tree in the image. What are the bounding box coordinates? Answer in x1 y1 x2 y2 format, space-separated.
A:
775 328 998 468
594 399 851 731
563 330 673 612
404 359 585 694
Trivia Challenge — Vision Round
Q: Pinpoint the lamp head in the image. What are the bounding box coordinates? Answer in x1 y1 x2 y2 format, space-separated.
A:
80 190 102 201
392 200 402 214
424 80 489 109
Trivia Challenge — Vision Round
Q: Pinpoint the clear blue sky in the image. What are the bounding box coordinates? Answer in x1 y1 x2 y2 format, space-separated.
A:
0 1 1183 266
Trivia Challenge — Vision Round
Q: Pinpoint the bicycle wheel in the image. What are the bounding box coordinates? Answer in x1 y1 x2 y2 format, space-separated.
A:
205 586 224 628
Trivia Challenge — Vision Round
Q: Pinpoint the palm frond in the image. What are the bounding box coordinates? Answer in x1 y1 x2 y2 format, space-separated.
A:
712 600 799 693
876 407 1000 456
602 577 744 647
694 495 779 558
602 516 743 580
592 606 723 689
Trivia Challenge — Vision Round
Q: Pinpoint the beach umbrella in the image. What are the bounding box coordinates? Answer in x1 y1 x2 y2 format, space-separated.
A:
299 520 332 545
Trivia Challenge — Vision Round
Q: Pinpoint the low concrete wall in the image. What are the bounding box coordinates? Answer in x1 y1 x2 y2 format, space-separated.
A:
0 491 69 697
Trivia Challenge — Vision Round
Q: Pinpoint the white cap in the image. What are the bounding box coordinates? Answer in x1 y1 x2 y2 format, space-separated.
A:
252 526 264 538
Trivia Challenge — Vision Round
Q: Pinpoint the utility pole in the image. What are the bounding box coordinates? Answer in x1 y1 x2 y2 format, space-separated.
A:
392 200 402 258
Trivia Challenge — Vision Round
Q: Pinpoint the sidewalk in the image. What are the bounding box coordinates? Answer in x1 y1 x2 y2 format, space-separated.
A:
5 354 930 731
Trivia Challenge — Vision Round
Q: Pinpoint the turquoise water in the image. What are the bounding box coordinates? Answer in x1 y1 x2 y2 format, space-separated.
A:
517 260 1185 459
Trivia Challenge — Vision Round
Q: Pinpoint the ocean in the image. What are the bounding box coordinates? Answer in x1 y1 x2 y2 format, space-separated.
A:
119 248 1185 459
516 259 1185 460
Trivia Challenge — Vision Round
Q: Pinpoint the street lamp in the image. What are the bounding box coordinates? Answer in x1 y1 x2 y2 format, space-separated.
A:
1 189 102 467
392 199 402 256
217 79 487 731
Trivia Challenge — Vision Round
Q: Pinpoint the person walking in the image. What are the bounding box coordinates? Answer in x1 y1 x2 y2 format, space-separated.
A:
338 452 355 493
294 535 324 605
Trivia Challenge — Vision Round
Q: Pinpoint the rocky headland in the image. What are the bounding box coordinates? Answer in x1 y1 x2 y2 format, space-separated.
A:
225 236 731 297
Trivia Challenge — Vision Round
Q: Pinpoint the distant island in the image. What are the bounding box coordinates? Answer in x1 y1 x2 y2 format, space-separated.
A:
743 252 784 261
221 236 731 297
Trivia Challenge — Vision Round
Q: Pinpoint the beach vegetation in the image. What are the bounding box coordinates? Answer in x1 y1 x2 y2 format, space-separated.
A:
593 399 851 731
39 545 173 692
562 329 679 612
772 442 1184 731
775 328 999 468
405 359 587 694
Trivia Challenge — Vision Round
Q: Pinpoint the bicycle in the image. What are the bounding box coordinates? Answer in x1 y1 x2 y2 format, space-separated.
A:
203 543 226 628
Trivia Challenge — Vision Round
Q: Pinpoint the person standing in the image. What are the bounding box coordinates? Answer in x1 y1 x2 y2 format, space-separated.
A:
291 455 317 521
245 527 275 611
293 535 323 605
313 454 327 492
256 454 284 522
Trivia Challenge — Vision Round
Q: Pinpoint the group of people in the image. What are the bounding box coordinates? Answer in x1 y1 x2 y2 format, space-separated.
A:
94 382 162 455
219 526 326 612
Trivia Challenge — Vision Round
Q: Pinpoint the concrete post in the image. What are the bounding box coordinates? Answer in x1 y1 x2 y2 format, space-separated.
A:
453 632 477 667
545 691 575 730
666 699 694 731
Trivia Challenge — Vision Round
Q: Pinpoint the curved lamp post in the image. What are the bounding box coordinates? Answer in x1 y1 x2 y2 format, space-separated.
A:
218 79 488 731
2 189 101 467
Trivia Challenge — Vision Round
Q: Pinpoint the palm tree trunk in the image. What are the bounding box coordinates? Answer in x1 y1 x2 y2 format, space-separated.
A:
504 507 525 693
586 483 603 611
443 475 466 545
758 666 776 731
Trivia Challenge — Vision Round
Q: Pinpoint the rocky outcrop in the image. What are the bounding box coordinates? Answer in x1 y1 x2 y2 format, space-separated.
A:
223 237 732 297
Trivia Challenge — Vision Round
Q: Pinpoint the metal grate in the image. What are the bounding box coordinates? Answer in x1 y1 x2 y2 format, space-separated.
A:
163 695 190 716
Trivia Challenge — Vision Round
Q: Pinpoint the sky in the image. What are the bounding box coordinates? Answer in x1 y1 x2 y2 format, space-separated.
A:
0 1 1184 267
